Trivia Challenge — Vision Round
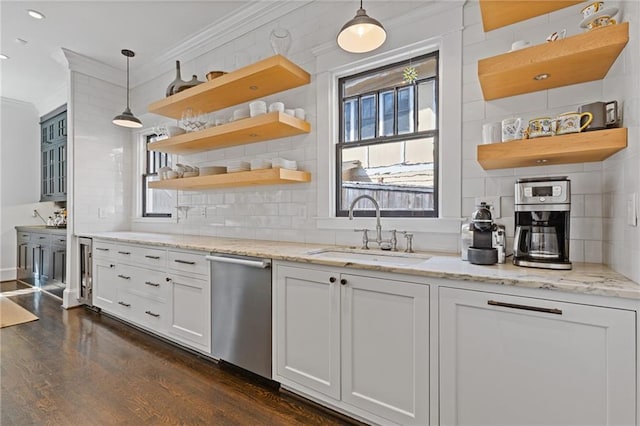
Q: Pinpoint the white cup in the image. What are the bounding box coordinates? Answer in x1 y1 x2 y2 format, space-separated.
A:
268 102 285 113
510 40 530 51
501 117 523 142
294 108 305 120
284 109 295 116
482 122 502 144
249 101 267 117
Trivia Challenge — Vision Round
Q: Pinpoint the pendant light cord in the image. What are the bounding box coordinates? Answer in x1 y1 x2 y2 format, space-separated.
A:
126 55 130 109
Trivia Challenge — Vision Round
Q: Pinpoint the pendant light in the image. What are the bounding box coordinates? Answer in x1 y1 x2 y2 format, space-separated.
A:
112 49 142 128
337 0 386 53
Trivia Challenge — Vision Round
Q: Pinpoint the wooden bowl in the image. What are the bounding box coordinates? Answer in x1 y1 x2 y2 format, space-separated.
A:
206 71 228 81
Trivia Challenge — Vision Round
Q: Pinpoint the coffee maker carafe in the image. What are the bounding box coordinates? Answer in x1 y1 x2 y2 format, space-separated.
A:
513 177 571 270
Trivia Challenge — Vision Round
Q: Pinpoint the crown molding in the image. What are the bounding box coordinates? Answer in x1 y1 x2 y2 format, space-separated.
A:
1 96 37 109
130 0 314 87
62 48 124 87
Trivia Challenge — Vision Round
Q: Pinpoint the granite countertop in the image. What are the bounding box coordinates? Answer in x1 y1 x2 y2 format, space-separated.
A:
82 231 640 301
16 225 67 235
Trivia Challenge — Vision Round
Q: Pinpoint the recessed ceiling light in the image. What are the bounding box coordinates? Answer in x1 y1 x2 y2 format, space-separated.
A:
27 9 45 20
534 73 550 81
0 54 9 60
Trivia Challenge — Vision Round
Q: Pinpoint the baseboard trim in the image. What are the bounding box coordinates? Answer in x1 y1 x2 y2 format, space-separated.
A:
1 268 17 282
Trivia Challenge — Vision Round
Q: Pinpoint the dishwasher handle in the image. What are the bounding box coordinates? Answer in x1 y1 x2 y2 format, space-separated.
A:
205 255 271 269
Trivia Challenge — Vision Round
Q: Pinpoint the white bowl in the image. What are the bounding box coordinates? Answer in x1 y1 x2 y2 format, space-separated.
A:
271 157 297 170
165 125 186 137
166 170 179 179
183 171 199 178
232 107 250 121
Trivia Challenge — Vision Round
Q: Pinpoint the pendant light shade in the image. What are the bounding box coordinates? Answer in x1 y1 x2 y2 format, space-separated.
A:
337 0 386 53
112 49 142 128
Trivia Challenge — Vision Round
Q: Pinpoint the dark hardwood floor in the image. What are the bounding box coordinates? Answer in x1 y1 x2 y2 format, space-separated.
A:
0 282 362 425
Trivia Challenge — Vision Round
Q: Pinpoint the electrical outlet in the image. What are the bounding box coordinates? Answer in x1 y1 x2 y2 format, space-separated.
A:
199 207 207 217
474 196 501 219
627 193 638 227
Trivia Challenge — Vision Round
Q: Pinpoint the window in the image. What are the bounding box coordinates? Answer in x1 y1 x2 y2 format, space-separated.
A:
337 52 438 218
142 134 173 217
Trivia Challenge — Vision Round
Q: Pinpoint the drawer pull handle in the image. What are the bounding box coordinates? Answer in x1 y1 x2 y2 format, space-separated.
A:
174 259 195 265
117 274 131 280
118 301 131 307
145 255 160 260
96 248 109 251
59 239 66 242
118 251 131 255
145 310 160 318
144 281 160 287
39 236 46 239
110 264 115 268
487 300 562 315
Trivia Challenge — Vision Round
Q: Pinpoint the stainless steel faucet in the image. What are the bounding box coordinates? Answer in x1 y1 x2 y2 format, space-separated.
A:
348 194 383 246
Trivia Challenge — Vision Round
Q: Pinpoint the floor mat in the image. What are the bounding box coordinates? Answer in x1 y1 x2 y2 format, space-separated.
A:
0 296 38 328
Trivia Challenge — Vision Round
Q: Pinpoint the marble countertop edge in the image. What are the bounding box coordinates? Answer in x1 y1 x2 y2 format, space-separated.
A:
78 231 640 301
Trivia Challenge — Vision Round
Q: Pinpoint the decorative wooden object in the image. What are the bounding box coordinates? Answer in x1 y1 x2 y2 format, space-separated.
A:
477 128 627 170
149 168 311 191
478 22 628 100
147 112 310 154
148 55 310 119
479 0 585 32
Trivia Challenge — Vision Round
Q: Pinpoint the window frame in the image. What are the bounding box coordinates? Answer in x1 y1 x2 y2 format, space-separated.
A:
335 52 440 218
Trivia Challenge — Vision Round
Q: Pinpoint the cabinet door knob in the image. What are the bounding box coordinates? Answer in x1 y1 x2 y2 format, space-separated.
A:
340 278 347 285
329 277 336 283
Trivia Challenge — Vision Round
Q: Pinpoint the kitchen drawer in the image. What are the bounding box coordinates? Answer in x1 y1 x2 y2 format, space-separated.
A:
115 243 166 268
17 232 31 243
115 244 137 263
118 264 170 302
168 250 208 277
32 233 51 245
93 240 117 258
132 293 169 333
113 288 136 319
52 236 67 248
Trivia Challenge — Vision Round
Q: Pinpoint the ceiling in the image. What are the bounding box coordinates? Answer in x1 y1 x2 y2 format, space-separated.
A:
0 1 252 106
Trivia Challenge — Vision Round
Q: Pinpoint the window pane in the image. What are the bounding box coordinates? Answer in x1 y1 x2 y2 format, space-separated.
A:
340 138 435 212
144 175 174 216
379 91 394 137
398 87 414 134
418 80 436 131
344 99 359 142
361 94 376 140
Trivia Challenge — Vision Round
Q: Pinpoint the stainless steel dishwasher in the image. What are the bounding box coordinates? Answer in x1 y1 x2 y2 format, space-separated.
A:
206 254 272 379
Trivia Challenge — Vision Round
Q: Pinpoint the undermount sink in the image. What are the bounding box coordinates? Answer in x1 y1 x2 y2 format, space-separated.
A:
305 248 431 266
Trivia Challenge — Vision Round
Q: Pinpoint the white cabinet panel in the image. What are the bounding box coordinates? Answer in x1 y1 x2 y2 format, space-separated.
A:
341 274 429 426
93 258 117 311
439 287 636 426
168 273 211 353
274 264 341 400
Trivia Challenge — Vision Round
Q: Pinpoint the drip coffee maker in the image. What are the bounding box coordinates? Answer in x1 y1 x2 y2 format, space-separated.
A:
513 177 571 270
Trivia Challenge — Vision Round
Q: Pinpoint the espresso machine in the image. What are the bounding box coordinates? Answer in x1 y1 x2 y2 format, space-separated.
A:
468 202 498 265
513 177 571 270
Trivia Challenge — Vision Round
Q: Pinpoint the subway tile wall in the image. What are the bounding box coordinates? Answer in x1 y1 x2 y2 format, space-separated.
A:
71 71 133 233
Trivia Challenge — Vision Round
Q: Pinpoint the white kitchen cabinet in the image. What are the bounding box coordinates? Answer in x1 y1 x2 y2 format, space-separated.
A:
168 273 211 353
274 264 341 399
341 273 429 426
273 262 429 426
439 286 636 426
91 239 211 355
92 257 117 311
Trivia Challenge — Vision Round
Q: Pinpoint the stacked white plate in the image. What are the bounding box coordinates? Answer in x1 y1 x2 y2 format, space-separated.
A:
272 157 297 170
250 159 272 170
200 166 227 176
227 161 251 173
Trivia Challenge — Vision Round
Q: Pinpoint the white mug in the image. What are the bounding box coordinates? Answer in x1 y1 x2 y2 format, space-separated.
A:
510 40 530 51
294 108 306 120
501 117 523 142
482 122 502 144
268 102 285 113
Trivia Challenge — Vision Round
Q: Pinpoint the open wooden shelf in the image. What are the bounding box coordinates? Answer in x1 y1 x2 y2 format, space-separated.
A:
478 22 628 100
479 0 585 32
477 128 627 170
148 55 311 119
147 112 310 154
149 168 311 191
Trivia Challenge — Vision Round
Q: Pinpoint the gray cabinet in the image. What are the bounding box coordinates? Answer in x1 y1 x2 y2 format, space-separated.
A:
40 105 67 202
15 228 66 289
